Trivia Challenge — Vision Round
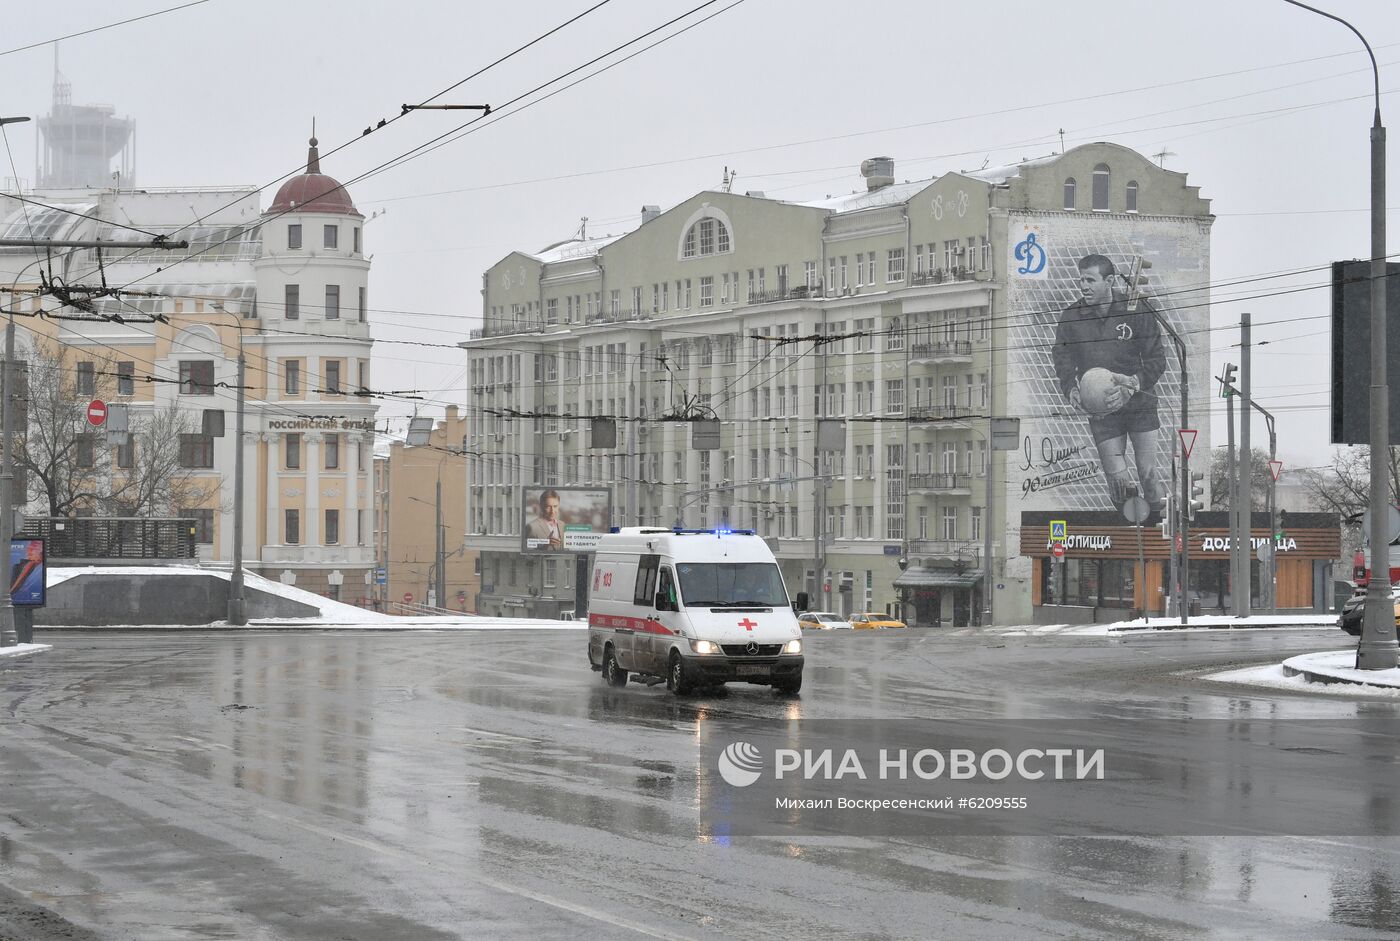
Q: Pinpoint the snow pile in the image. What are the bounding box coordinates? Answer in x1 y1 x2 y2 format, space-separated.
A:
45 565 585 631
1206 653 1400 697
1105 613 1337 632
0 642 51 659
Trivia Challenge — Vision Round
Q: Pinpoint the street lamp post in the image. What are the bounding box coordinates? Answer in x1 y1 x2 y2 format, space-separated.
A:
1284 1 1395 668
208 303 248 626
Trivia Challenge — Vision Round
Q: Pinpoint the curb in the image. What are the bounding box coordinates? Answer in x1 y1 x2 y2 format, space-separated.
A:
1280 650 1400 689
1107 621 1337 633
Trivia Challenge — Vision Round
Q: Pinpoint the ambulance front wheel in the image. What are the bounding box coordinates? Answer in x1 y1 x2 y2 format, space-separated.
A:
667 651 695 696
602 646 629 688
773 673 802 695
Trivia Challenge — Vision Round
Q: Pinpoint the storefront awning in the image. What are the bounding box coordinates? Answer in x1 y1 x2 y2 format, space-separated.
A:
893 569 982 589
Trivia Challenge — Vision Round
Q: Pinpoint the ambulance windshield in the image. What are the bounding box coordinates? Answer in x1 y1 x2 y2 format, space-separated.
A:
675 562 788 608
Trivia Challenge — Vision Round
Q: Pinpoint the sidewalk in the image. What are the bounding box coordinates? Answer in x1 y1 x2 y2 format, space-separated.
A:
1105 613 1338 633
0 643 52 660
1280 650 1400 689
1206 649 1400 697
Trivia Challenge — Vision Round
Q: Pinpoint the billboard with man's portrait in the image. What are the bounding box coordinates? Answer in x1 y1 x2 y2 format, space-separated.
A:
521 486 612 553
1003 213 1211 520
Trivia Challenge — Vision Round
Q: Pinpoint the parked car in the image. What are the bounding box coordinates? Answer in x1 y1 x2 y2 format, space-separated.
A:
851 612 907 629
1337 587 1400 637
798 611 854 630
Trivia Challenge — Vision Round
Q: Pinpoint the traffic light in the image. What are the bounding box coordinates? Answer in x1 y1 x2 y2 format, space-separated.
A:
1158 494 1174 539
1220 363 1237 399
1188 472 1205 521
1275 509 1289 539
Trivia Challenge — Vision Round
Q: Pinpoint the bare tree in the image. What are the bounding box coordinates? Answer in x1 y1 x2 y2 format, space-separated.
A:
102 402 215 517
14 339 109 516
1297 446 1400 559
1208 447 1273 511
1297 446 1400 527
14 340 213 519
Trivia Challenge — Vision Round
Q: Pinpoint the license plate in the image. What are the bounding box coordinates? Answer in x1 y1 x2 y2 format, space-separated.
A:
736 664 769 676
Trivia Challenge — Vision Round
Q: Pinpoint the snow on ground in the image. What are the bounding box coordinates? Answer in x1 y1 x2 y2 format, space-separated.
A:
991 615 1337 637
1206 653 1400 697
1107 613 1338 630
0 643 52 659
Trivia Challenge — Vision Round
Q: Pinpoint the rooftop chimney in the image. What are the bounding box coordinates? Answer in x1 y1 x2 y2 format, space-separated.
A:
640 205 661 224
860 156 895 192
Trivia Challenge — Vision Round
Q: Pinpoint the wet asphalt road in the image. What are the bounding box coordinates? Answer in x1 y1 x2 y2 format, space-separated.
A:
1 625 1398 940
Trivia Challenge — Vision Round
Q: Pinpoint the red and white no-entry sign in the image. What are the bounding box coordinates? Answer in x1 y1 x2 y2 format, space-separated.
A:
403 592 412 604
86 399 107 426
1051 542 1066 559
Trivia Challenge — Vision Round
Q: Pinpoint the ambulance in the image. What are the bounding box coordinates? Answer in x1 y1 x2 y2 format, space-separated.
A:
587 527 805 695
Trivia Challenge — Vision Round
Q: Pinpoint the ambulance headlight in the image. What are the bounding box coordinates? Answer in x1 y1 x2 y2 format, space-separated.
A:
783 639 802 655
690 639 722 655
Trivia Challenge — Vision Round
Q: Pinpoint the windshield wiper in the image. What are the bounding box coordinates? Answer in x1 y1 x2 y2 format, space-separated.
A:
707 600 773 608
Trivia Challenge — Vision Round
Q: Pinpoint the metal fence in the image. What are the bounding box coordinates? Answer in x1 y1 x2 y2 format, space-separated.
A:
19 517 197 560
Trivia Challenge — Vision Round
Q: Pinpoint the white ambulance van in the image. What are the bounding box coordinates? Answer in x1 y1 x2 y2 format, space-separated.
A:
587 527 804 695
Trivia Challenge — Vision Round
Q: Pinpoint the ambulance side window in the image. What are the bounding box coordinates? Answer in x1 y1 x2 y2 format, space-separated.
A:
633 554 659 606
656 566 679 612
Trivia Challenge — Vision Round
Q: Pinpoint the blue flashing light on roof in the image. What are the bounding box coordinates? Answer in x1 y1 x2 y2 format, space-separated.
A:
609 526 620 533
669 527 756 537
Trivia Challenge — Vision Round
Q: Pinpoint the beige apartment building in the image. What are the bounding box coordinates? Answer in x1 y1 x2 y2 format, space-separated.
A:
465 143 1213 625
372 407 478 612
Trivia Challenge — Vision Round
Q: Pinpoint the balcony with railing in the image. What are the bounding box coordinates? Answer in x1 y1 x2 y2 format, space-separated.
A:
907 472 972 494
911 266 983 286
906 540 981 564
746 281 824 305
908 339 974 363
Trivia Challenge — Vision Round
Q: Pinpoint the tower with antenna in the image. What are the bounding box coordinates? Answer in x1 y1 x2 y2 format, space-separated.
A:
35 47 135 189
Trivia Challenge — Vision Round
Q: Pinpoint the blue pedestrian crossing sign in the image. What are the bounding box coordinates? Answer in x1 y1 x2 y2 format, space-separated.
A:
1049 520 1067 542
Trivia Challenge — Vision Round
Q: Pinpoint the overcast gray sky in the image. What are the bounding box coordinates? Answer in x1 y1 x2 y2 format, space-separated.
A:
1 0 1397 472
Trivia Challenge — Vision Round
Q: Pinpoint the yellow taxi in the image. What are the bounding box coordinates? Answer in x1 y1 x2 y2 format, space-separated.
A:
850 612 907 630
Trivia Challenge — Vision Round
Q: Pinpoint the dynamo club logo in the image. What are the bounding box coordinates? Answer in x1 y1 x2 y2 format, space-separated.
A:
1013 229 1047 278
718 742 764 787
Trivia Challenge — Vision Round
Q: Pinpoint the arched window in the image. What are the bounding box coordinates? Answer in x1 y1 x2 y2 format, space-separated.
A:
1126 180 1139 213
1092 164 1110 211
1063 178 1076 211
680 216 731 258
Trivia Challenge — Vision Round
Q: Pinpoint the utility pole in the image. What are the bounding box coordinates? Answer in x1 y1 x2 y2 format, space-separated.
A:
1226 366 1239 615
1283 1 1394 668
435 474 446 611
229 338 246 625
1235 315 1253 617
0 232 187 647
1264 419 1279 614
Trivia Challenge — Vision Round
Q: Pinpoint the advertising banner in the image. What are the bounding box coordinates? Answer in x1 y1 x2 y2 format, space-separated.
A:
521 487 612 553
1003 213 1211 519
9 538 45 607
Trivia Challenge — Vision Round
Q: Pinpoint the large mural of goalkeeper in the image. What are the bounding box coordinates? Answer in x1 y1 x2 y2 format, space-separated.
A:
1051 253 1167 512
